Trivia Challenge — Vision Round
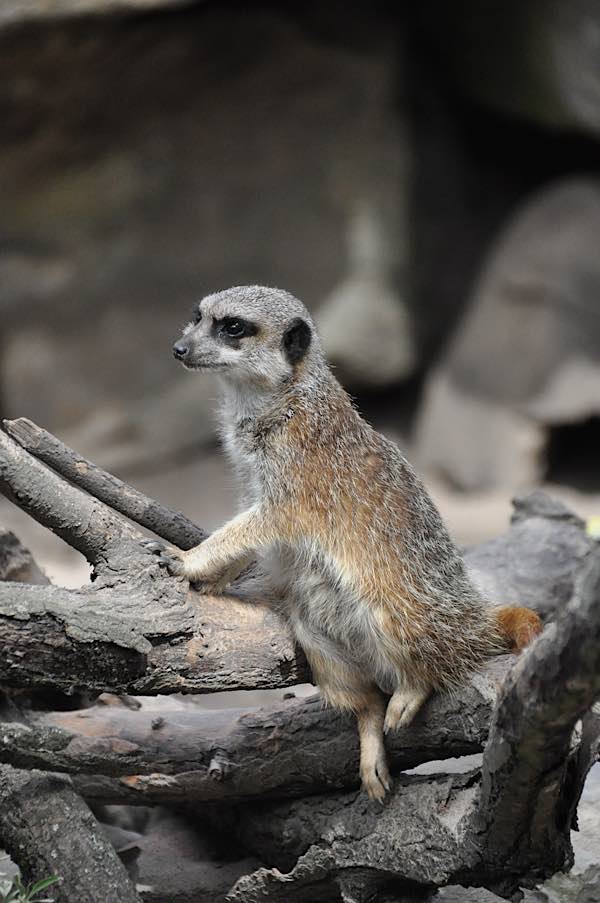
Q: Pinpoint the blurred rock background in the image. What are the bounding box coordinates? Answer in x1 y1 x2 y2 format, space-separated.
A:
3 0 600 587
2 2 600 900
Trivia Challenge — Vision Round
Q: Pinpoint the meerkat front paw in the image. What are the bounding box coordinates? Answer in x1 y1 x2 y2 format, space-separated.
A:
141 539 185 576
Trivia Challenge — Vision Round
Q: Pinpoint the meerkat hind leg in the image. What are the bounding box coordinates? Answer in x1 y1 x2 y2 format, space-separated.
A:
356 693 391 801
303 641 391 801
384 686 430 734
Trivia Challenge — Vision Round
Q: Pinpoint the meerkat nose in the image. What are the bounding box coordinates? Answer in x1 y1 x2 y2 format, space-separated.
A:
172 342 189 360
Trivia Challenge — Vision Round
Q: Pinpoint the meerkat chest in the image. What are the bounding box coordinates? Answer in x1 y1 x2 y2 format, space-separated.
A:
270 543 375 650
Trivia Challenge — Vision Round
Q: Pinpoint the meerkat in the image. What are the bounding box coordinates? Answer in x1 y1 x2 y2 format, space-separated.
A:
149 285 542 801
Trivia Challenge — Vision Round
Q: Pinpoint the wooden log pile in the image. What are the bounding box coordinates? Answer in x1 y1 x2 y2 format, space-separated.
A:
0 418 599 903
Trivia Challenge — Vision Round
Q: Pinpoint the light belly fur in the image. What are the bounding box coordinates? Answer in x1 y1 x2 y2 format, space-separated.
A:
262 544 407 695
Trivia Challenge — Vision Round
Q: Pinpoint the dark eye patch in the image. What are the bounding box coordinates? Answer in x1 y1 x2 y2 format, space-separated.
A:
213 316 258 343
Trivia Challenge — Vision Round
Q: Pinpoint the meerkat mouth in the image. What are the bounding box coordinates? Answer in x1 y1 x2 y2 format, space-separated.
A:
182 361 229 371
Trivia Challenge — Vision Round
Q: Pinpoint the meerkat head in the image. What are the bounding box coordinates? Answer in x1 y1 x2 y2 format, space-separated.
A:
172 285 322 389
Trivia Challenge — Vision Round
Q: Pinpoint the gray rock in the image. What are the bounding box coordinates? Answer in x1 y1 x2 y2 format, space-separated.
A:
415 180 600 490
317 205 415 389
0 525 48 585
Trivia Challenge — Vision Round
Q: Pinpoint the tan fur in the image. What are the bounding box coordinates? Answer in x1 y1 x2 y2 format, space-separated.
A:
494 605 543 653
168 286 543 799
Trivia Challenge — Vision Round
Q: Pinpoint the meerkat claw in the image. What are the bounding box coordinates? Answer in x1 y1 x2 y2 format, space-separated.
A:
361 767 392 802
384 688 430 734
140 539 184 575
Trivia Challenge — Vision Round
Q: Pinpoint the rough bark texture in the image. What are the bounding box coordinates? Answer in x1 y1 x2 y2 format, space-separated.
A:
4 417 207 550
0 579 306 695
0 660 504 804
474 548 600 889
1 421 600 903
0 765 141 903
0 426 307 694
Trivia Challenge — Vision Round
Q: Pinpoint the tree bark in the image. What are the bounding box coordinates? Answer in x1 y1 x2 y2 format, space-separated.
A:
4 417 206 550
0 425 307 694
1 420 600 903
0 765 141 903
0 659 504 804
0 580 307 694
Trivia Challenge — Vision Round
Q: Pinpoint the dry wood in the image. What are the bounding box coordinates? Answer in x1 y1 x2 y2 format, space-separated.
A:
0 765 141 903
0 659 505 804
1 420 600 903
0 580 307 694
4 417 206 549
0 425 307 694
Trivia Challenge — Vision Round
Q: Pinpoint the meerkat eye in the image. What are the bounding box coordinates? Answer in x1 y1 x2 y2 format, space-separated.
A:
191 304 202 325
213 316 257 341
223 318 247 338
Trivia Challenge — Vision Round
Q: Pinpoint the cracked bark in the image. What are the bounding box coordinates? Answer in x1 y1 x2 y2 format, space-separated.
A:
1 420 600 902
0 659 504 804
0 765 141 903
0 426 306 695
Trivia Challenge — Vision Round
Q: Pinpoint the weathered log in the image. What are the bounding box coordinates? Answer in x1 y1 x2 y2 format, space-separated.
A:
475 548 600 888
0 580 306 694
4 417 206 550
0 659 505 804
0 425 306 694
0 765 141 903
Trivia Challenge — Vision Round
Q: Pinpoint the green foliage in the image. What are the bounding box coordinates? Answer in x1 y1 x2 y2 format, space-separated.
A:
0 875 60 903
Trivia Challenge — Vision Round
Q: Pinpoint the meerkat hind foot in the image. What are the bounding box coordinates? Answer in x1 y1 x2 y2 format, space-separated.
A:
384 688 430 734
360 747 392 801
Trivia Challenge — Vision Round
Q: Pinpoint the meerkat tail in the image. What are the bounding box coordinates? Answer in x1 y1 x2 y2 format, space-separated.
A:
493 605 543 653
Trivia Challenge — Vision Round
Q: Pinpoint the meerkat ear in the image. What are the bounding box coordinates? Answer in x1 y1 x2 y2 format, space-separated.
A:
282 318 312 365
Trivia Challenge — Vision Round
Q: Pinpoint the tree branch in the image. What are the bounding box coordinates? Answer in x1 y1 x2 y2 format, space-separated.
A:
0 428 140 569
474 545 600 885
0 579 306 694
3 418 206 550
0 659 505 804
0 765 140 902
